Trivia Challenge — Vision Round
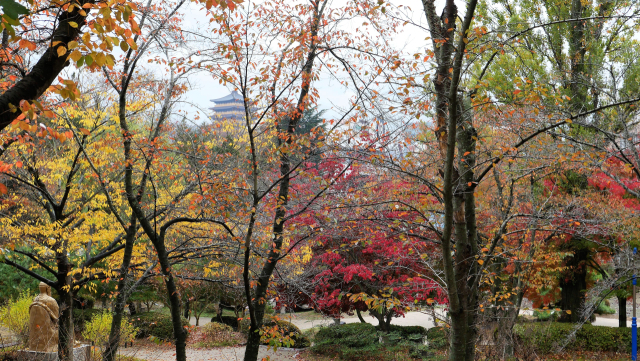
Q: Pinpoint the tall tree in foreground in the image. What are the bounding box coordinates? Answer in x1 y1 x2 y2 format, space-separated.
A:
199 1 399 359
397 0 640 358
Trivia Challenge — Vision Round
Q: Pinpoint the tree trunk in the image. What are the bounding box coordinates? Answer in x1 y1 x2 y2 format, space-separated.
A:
384 310 392 331
558 245 589 323
618 296 627 328
57 256 74 361
128 302 136 316
103 216 137 361
449 311 468 361
356 309 366 323
244 325 262 360
216 302 223 322
420 1 479 360
184 299 190 320
370 309 386 331
154 238 187 361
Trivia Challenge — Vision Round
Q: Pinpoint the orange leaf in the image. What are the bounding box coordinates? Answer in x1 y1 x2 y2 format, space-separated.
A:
514 89 522 95
79 128 90 136
0 184 7 194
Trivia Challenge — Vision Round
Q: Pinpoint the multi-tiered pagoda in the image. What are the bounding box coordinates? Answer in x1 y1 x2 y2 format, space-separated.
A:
209 90 247 121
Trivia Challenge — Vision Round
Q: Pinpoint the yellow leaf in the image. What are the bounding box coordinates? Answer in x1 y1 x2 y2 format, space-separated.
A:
477 259 484 265
566 310 571 314
68 21 78 28
69 50 82 62
57 46 67 57
68 41 79 49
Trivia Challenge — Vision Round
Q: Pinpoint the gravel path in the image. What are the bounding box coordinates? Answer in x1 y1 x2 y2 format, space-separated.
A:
119 345 300 361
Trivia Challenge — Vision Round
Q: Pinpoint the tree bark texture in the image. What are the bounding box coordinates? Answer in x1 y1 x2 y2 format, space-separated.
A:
56 255 75 361
618 296 627 328
103 216 137 361
421 1 479 360
0 0 96 130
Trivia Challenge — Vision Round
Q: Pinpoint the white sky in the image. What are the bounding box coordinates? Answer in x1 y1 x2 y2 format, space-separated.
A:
172 0 450 123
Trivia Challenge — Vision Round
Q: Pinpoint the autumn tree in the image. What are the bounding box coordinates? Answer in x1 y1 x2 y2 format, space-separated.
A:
352 0 640 358
0 91 135 360
192 1 403 359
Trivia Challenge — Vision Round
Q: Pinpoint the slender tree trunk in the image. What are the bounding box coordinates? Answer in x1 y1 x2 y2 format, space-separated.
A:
356 309 366 323
421 1 479 360
103 216 137 361
154 236 188 361
242 4 321 360
56 257 75 361
618 296 627 328
384 310 392 331
370 309 386 331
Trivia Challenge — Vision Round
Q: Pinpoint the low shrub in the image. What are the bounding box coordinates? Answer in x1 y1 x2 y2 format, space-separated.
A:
199 322 245 347
312 323 434 361
312 323 379 360
130 312 190 341
82 311 138 346
0 345 20 361
426 326 448 350
513 322 631 354
73 308 103 333
380 325 428 344
0 293 32 345
314 322 378 348
203 322 233 336
239 315 310 348
595 301 616 315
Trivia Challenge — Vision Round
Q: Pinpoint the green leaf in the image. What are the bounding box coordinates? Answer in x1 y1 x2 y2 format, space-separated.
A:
0 0 29 21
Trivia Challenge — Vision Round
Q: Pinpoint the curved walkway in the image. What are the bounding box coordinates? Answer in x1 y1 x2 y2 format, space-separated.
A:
119 345 300 361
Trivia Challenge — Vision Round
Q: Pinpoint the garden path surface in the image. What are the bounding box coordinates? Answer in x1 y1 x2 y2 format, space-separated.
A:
188 310 627 329
119 345 300 361
187 311 438 330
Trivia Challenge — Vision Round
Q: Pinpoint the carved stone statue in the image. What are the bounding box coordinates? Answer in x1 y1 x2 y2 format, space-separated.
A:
28 282 59 352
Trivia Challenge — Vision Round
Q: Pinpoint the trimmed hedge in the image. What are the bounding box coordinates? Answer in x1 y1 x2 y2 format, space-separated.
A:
314 322 378 349
312 323 433 360
514 322 631 354
239 315 310 348
312 323 379 360
130 312 190 341
382 325 428 344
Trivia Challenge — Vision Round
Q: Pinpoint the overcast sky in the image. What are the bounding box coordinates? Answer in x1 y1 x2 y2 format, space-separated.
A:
171 0 451 123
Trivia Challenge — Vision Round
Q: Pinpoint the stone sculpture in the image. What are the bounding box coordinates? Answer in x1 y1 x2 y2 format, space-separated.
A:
28 283 59 352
